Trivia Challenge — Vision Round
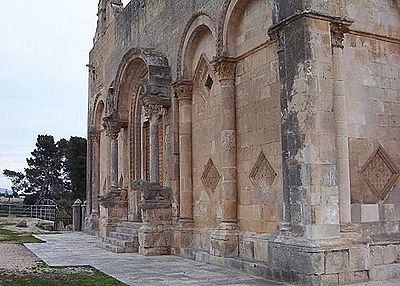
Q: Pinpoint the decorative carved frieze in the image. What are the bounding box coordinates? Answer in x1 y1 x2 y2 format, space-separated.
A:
201 158 221 194
361 146 400 201
212 57 236 81
250 151 277 190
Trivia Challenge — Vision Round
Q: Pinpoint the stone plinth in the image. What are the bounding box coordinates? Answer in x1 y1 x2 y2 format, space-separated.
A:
173 220 194 258
98 188 128 236
210 223 239 258
73 199 83 231
134 180 172 256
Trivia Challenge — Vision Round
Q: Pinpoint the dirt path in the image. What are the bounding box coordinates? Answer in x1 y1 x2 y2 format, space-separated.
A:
0 244 39 273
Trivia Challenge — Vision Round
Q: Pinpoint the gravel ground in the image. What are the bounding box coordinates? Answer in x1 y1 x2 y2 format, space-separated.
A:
0 244 40 273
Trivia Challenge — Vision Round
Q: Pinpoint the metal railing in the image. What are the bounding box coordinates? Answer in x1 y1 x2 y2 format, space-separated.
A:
0 203 57 221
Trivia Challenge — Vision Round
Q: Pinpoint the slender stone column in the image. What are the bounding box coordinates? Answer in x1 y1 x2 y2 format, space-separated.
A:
171 94 180 220
86 128 94 216
174 81 193 222
105 120 121 189
140 116 146 180
213 57 238 226
90 130 101 214
331 23 352 227
274 30 291 233
144 104 163 183
210 57 239 258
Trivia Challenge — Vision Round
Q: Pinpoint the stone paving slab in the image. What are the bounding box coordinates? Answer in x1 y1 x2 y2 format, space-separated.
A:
25 232 281 286
24 232 400 286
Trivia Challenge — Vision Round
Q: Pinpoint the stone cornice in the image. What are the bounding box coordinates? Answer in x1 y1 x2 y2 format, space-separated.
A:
268 10 353 36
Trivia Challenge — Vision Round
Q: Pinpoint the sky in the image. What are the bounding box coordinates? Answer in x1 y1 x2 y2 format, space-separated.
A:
0 0 128 189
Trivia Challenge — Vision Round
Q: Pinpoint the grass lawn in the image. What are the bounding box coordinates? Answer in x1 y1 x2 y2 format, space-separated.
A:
0 266 126 286
0 224 43 244
0 221 126 285
0 211 9 217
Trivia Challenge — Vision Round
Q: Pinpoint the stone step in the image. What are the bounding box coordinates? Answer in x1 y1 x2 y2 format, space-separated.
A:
370 263 400 281
98 241 125 253
115 226 139 235
120 221 143 228
96 236 139 253
109 231 138 242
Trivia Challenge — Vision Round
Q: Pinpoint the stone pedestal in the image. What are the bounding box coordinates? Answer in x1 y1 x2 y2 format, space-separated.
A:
210 223 239 258
133 180 172 256
98 188 128 236
73 199 83 231
84 211 99 234
138 202 172 256
173 220 194 258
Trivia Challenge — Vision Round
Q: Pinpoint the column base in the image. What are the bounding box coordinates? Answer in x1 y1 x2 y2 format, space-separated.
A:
83 212 100 234
172 219 194 258
138 201 172 256
210 222 239 258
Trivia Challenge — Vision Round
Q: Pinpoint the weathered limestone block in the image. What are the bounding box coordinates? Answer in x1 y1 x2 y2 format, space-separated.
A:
239 240 255 260
349 246 369 271
338 271 369 285
325 251 349 274
352 204 379 223
268 238 325 275
383 244 399 265
370 245 384 266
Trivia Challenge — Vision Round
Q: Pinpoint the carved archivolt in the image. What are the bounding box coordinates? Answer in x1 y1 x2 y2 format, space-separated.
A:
177 11 211 78
113 48 172 121
361 146 400 201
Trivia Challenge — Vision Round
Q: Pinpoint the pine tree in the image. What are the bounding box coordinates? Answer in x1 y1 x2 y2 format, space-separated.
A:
25 135 65 199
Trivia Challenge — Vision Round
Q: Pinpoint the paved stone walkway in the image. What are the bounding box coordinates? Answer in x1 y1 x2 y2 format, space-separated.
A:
24 232 400 286
25 232 281 286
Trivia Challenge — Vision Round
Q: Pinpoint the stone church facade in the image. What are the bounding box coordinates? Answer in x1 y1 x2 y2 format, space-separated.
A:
85 0 400 285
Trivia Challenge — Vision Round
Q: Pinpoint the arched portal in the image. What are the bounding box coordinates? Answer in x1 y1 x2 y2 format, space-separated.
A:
106 48 172 222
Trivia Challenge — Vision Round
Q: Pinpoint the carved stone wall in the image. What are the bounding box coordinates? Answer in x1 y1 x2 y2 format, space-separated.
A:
87 0 400 285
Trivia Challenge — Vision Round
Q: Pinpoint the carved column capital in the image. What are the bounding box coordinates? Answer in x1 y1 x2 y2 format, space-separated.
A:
173 80 193 101
89 129 101 141
330 22 350 49
103 118 121 139
212 57 236 81
144 103 163 120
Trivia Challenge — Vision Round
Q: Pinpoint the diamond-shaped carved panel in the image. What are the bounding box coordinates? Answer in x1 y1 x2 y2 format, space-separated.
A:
250 151 277 190
201 158 221 193
361 146 400 201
